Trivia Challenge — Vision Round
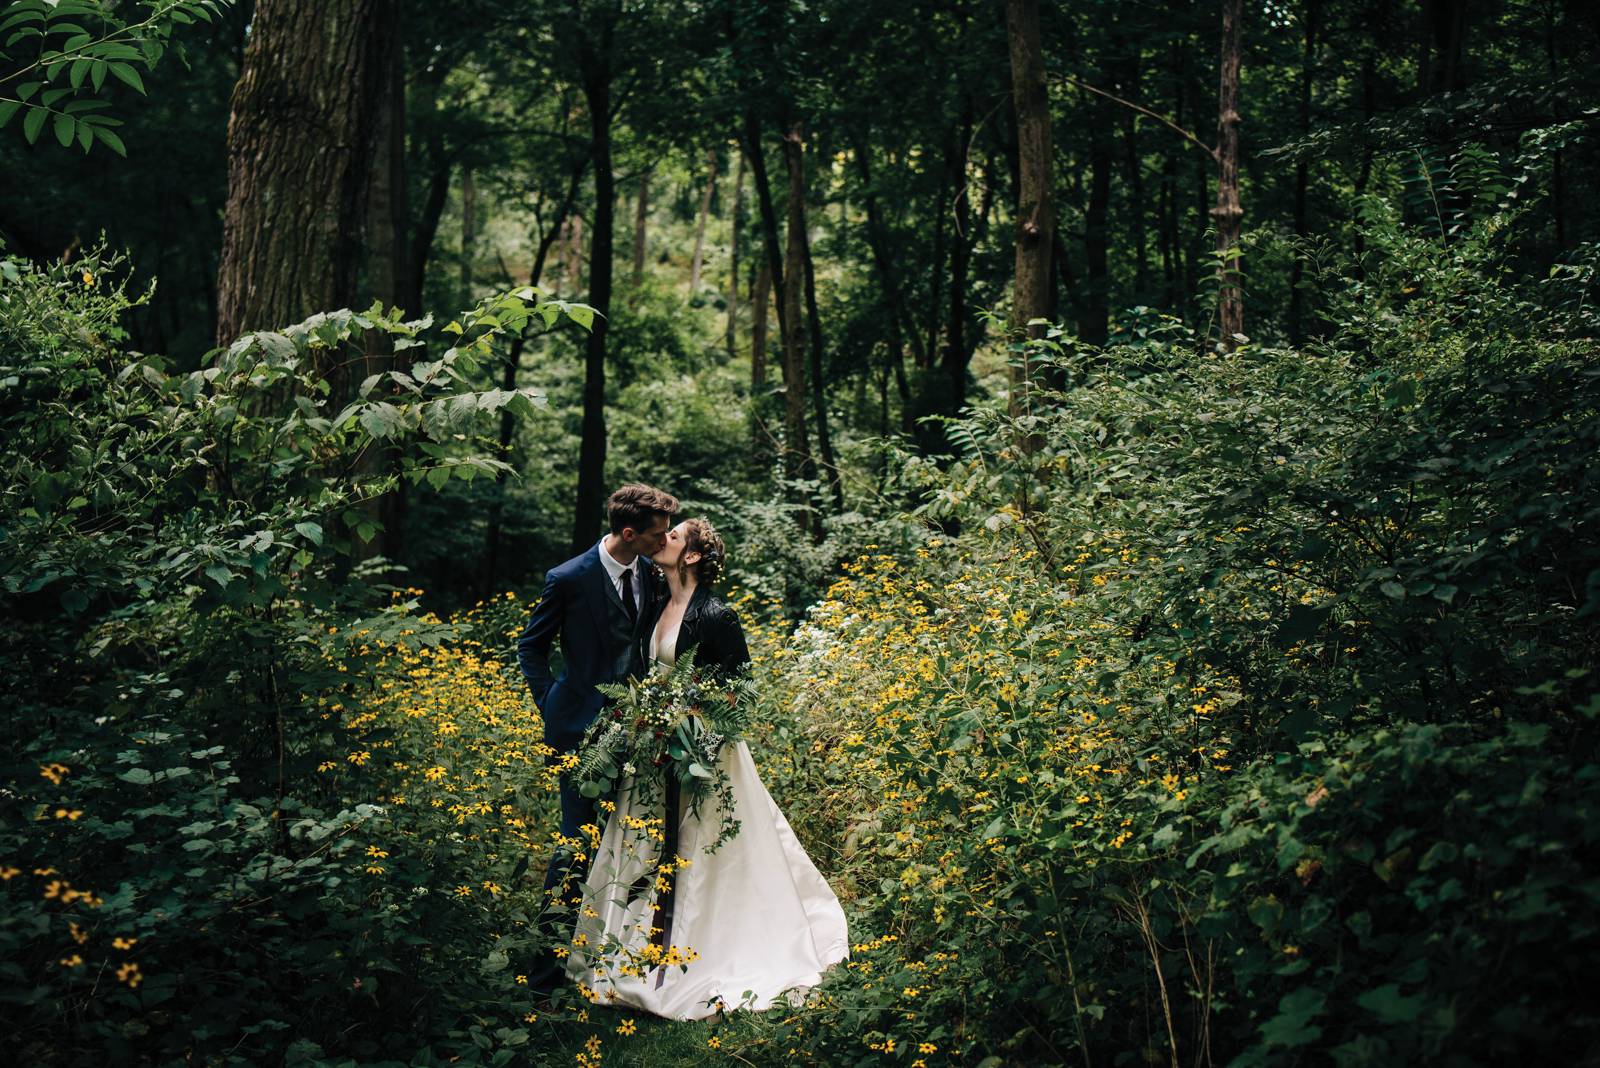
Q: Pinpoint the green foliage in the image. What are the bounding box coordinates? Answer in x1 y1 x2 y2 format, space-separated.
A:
0 252 594 1062
0 0 229 156
733 203 1600 1066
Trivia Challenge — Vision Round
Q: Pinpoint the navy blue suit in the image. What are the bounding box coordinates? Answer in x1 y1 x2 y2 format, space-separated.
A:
518 543 657 836
518 543 658 990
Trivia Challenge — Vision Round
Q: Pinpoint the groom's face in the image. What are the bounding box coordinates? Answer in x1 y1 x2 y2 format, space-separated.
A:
625 514 672 559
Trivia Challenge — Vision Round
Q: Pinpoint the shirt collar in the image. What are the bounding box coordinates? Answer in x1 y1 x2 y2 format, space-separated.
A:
597 536 634 583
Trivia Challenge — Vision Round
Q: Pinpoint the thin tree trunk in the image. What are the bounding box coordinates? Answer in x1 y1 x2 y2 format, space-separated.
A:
1545 3 1567 250
571 53 614 556
924 166 948 369
751 261 770 389
741 113 788 340
943 104 976 409
1288 0 1319 345
565 213 585 294
365 30 408 562
630 169 650 290
1118 53 1150 300
853 139 928 369
1005 0 1055 407
778 126 817 507
1084 104 1112 346
216 0 396 353
726 147 745 359
460 167 476 309
690 147 718 291
801 210 845 513
1212 0 1245 347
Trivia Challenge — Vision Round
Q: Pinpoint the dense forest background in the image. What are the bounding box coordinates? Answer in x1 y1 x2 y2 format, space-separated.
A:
6 0 1596 609
3 0 1599 1064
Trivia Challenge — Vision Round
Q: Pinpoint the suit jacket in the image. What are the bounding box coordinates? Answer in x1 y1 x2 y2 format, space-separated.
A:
517 544 658 752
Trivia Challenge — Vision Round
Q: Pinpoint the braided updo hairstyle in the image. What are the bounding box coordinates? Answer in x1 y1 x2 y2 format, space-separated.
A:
681 517 727 586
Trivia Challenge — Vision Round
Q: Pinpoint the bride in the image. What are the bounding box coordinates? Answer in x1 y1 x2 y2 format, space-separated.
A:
565 518 849 1020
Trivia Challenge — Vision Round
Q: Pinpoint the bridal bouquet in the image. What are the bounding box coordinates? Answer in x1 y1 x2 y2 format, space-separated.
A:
573 649 755 851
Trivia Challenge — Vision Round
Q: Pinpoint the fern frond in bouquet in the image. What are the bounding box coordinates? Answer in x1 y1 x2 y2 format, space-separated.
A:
575 648 757 851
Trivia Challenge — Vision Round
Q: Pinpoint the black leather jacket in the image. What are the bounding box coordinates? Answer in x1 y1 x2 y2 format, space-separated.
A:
663 583 751 679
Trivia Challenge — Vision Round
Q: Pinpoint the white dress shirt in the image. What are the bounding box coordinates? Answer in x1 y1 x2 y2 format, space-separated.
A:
597 536 642 613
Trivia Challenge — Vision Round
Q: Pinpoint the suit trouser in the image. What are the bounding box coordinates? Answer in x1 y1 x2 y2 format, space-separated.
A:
531 766 597 987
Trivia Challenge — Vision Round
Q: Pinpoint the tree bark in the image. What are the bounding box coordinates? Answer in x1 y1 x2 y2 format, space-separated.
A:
1084 102 1112 347
1004 0 1055 408
778 126 816 502
1211 0 1245 348
751 261 770 389
401 61 451 319
630 168 650 291
571 48 615 556
800 204 845 512
853 139 928 371
726 146 745 359
366 34 408 319
564 213 585 294
943 104 977 409
363 29 408 562
741 113 788 341
1288 0 1319 345
460 167 476 310
1118 53 1150 302
690 146 718 292
216 0 397 352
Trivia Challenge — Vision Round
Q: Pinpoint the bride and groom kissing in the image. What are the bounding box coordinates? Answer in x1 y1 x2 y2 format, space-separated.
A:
517 484 848 1020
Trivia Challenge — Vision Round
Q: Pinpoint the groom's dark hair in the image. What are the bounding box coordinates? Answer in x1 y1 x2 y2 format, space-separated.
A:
607 484 679 535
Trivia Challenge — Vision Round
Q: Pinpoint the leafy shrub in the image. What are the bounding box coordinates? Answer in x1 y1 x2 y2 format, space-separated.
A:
0 251 590 1063
730 208 1600 1066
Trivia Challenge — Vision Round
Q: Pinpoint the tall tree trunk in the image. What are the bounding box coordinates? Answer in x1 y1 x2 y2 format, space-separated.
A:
460 167 476 309
778 126 817 508
571 56 614 556
365 31 408 562
630 169 650 290
1004 0 1055 407
367 35 408 319
690 147 718 291
943 104 977 410
1418 0 1467 95
1117 52 1150 301
924 164 948 369
564 213 585 294
1084 104 1112 347
726 147 745 358
1544 3 1567 250
741 113 788 340
1288 0 1319 345
403 62 452 319
853 139 928 370
751 261 770 389
800 204 845 512
216 0 396 352
1212 0 1245 347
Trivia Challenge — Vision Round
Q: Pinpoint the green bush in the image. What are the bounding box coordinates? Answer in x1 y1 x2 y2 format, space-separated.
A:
0 252 589 1064
732 207 1600 1066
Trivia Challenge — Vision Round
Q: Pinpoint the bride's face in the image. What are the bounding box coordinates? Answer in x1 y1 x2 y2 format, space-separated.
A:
655 521 691 568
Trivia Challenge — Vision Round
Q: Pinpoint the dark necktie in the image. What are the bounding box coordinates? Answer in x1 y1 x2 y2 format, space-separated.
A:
620 566 637 623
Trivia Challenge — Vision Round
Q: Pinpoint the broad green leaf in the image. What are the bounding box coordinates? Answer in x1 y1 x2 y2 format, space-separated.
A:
1356 984 1426 1024
22 105 47 143
109 62 145 94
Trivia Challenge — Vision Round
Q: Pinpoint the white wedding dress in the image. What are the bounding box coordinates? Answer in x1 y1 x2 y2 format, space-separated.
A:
565 615 849 1020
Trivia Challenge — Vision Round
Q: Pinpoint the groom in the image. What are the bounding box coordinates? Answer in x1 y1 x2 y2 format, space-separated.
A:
518 483 678 987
